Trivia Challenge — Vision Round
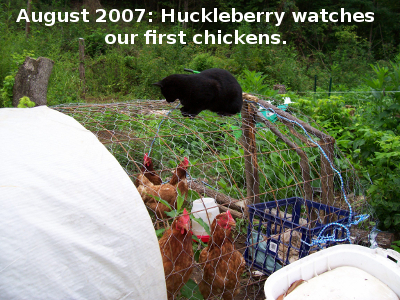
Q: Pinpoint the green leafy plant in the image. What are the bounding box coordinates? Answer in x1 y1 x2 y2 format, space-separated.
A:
11 50 35 70
366 133 400 232
0 74 14 107
239 69 277 96
17 96 35 108
387 62 400 102
235 217 248 235
365 64 389 101
85 29 108 57
391 240 400 253
180 279 204 300
155 228 166 238
365 62 400 122
189 52 236 72
151 189 186 219
0 1 13 33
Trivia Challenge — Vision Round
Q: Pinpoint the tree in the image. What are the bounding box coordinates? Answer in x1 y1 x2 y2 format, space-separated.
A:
13 57 54 107
83 0 102 16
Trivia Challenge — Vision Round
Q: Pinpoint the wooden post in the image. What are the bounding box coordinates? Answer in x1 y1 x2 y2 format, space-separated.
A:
320 138 335 207
183 0 189 29
79 38 86 99
241 102 260 205
25 0 31 38
83 0 102 16
350 228 394 249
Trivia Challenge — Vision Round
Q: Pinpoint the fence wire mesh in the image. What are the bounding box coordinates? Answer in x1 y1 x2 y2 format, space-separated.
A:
53 96 373 300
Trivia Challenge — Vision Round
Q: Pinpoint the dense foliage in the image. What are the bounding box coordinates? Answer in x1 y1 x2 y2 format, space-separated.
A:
291 61 400 233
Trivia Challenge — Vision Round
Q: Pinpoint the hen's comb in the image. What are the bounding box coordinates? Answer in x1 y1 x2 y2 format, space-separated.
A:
144 153 149 162
181 208 190 222
183 157 189 166
226 210 233 220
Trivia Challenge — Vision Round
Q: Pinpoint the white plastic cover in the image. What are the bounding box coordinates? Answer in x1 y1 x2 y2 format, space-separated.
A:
264 244 400 300
285 266 398 300
0 106 167 300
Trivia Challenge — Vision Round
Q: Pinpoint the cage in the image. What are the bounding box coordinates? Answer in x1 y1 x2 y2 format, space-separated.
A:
52 94 371 299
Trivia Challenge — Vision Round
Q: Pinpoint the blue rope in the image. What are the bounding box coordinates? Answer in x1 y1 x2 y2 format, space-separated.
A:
302 214 370 247
145 102 181 185
246 100 369 246
147 102 181 157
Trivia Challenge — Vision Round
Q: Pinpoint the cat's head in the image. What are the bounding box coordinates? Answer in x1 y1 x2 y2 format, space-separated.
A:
153 75 185 103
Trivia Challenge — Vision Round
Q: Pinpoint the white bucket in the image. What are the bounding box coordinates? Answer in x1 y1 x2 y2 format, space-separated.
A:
191 198 220 242
264 244 400 300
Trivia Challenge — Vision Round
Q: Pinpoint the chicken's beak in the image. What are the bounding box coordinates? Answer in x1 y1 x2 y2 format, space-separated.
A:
183 222 190 232
228 218 236 227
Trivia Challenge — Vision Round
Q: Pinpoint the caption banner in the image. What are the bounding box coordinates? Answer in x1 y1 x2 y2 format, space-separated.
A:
16 8 374 45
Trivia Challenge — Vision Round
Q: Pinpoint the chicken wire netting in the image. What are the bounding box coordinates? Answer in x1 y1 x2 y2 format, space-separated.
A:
53 96 373 300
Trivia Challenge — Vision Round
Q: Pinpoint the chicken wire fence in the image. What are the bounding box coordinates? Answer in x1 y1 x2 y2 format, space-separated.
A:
53 94 373 300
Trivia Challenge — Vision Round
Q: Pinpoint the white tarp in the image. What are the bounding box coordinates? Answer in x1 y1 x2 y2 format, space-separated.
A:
0 106 167 300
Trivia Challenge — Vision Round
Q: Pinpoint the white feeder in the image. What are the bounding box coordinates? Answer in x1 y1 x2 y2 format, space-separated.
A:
191 198 220 242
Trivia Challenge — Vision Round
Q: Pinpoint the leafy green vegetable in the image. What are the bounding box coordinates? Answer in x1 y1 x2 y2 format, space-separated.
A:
180 279 204 300
190 215 210 236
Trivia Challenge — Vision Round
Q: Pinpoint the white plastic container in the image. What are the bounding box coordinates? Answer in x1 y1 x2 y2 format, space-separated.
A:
264 244 400 300
191 198 220 242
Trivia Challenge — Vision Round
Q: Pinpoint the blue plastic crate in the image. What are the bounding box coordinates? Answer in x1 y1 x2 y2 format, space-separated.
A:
244 197 351 275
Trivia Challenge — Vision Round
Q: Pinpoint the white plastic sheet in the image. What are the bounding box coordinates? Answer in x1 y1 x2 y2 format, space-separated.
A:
0 106 167 300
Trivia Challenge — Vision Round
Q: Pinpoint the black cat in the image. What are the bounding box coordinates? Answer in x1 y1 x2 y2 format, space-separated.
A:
153 68 243 117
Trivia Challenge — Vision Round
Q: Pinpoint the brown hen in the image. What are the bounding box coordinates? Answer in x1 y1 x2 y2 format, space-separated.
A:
198 211 246 300
135 153 162 187
159 208 194 300
137 157 189 219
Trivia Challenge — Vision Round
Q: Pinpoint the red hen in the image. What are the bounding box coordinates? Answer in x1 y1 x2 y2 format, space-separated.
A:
159 208 194 300
135 153 162 187
198 211 245 300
